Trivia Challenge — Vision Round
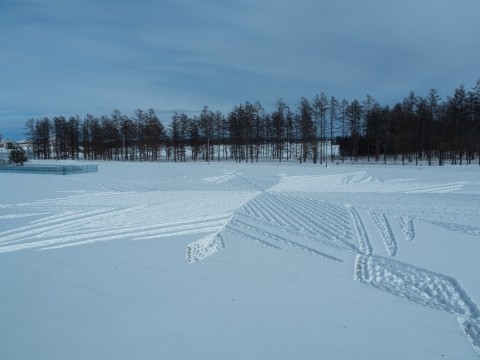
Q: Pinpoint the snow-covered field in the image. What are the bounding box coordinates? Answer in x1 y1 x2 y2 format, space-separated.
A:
1 161 479 359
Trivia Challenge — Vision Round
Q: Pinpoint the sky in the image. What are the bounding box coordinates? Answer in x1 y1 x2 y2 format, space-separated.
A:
1 0 479 139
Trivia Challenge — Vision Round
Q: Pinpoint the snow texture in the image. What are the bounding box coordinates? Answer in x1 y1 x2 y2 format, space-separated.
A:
1 161 479 359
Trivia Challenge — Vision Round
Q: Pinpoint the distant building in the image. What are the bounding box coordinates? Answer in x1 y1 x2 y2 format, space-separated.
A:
0 140 32 164
0 148 10 164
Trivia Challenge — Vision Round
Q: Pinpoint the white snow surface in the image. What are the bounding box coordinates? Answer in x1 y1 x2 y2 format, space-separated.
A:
1 161 480 359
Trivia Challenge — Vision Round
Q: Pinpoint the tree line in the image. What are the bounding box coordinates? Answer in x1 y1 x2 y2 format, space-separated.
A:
23 80 480 165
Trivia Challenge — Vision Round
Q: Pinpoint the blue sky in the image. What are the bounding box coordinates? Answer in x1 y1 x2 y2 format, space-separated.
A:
1 0 479 139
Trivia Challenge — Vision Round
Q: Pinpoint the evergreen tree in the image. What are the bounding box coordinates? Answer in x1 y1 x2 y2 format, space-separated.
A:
9 146 28 165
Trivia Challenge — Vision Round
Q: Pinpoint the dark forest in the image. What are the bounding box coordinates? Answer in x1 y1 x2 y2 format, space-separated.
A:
24 80 480 165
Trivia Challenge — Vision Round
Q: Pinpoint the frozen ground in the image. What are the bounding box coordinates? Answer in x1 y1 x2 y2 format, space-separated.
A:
1 161 479 359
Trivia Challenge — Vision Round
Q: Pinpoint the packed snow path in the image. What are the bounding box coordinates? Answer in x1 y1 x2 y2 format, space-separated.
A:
1 164 479 358
217 170 480 356
355 255 480 354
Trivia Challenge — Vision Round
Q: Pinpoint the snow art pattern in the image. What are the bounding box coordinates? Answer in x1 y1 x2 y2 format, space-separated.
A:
0 169 479 356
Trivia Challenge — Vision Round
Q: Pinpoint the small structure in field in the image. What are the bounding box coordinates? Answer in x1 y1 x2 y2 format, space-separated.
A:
0 163 98 175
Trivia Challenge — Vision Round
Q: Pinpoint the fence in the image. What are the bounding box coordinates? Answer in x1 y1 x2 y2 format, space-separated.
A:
0 164 98 175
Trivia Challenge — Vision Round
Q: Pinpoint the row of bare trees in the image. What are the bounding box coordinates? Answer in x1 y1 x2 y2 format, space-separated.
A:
23 80 480 165
25 109 167 161
341 83 480 165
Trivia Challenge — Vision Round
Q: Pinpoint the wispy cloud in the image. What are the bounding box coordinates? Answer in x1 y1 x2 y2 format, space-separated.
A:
1 0 479 138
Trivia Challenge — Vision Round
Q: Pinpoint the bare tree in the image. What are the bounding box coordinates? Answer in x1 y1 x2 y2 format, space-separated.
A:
312 93 328 164
297 97 314 164
23 119 36 160
346 100 362 162
271 98 289 162
329 96 338 163
199 106 214 162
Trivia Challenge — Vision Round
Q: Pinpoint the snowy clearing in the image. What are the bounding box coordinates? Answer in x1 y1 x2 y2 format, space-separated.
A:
1 161 479 359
